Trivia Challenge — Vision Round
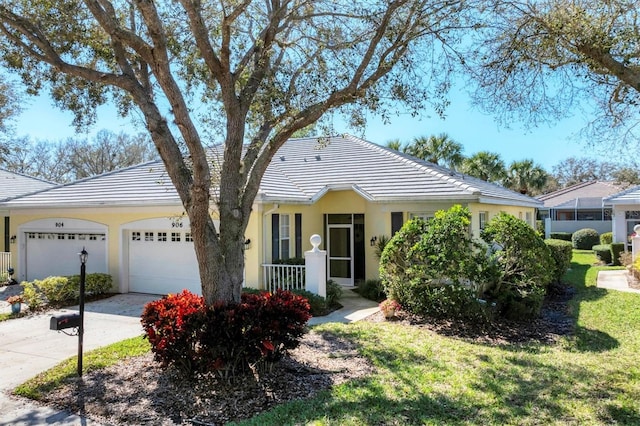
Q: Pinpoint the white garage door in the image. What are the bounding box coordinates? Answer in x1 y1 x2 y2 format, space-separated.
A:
128 229 200 295
25 232 108 281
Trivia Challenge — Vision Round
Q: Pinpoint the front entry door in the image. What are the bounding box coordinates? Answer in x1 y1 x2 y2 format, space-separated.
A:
328 224 353 286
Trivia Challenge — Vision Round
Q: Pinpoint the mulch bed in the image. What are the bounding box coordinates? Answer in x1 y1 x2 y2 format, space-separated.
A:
31 283 576 425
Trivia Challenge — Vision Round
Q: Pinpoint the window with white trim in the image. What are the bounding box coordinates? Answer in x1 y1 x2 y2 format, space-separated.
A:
185 232 193 242
132 232 141 241
280 214 290 259
158 232 167 242
408 212 435 222
479 211 488 230
171 232 181 242
144 232 154 242
525 211 532 226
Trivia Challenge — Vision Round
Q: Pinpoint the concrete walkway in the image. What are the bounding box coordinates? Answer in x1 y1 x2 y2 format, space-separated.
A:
0 293 160 426
0 288 378 425
597 270 640 294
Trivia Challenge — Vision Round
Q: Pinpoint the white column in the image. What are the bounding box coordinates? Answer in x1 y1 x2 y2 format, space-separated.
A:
545 217 551 239
304 234 327 298
632 225 640 261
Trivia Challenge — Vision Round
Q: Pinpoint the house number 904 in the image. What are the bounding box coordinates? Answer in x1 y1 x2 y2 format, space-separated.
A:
55 222 64 228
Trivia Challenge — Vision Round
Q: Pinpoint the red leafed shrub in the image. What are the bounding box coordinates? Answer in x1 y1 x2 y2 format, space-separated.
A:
141 289 311 378
140 289 206 374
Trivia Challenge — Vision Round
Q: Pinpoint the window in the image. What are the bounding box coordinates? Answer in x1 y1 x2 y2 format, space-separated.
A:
158 232 167 242
67 234 76 240
57 233 65 240
185 232 193 242
89 234 98 241
144 232 154 242
132 232 141 241
78 234 87 240
280 214 290 259
525 212 532 225
171 232 181 242
409 212 434 222
27 232 35 239
271 214 290 260
479 211 488 230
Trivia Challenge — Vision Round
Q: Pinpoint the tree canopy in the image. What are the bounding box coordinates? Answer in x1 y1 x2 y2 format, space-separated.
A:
470 0 640 146
2 130 157 182
0 1 474 303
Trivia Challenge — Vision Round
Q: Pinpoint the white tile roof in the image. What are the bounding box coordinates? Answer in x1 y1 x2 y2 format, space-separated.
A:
0 168 55 201
604 185 640 205
0 135 541 208
537 181 624 208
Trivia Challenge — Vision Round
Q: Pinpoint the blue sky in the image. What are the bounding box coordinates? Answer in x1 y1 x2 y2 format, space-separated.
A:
13 88 602 172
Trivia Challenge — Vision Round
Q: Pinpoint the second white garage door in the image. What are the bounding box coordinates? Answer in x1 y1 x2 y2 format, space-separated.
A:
128 229 201 295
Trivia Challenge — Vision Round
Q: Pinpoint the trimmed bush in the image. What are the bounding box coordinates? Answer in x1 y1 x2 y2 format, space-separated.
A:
325 279 342 308
600 232 613 245
291 289 329 316
611 242 625 266
36 276 75 303
20 281 45 310
141 289 311 378
380 206 496 322
545 239 573 283
592 244 612 264
356 279 386 302
481 212 554 320
550 232 572 241
572 228 600 250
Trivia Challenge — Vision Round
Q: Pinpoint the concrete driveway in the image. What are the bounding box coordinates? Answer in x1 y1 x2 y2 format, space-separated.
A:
0 293 160 425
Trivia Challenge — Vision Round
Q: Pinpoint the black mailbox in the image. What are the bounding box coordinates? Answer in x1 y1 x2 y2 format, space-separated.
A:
50 314 81 331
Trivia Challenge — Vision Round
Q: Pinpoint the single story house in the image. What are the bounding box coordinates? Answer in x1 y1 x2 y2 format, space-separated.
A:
0 168 55 253
0 135 541 295
604 185 640 247
537 181 623 237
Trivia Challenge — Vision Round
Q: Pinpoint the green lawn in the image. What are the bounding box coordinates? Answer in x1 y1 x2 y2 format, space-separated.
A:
16 250 640 425
236 250 640 425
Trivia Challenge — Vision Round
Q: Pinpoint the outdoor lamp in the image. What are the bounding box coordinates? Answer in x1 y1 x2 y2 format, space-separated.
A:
244 238 251 250
79 247 88 264
370 236 377 246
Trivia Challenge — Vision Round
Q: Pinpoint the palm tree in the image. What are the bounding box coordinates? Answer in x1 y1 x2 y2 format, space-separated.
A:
403 133 464 170
460 151 506 183
385 139 403 151
504 159 548 195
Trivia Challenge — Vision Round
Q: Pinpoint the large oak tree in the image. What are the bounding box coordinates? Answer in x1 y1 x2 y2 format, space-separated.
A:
0 1 473 303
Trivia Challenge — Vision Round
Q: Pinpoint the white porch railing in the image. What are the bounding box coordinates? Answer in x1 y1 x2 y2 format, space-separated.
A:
262 263 306 292
0 252 11 279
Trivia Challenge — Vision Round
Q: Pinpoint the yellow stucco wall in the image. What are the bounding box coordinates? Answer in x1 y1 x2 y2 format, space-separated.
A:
261 191 537 285
5 194 537 294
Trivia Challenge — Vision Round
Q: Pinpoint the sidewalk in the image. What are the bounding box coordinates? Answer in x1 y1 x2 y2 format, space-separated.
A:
0 292 160 426
309 288 379 325
596 270 640 294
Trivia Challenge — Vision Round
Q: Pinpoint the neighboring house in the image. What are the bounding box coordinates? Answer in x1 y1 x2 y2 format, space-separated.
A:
0 169 56 253
537 181 624 238
0 135 541 295
604 185 640 247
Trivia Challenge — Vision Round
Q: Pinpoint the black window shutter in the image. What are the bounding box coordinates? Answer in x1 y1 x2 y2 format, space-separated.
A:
272 214 280 261
295 213 302 258
391 212 403 236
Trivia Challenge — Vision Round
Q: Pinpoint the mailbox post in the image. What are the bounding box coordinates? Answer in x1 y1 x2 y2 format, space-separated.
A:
78 247 88 377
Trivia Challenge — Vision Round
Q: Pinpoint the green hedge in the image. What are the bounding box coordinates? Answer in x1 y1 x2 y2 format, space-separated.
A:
572 228 600 250
600 232 613 245
544 239 573 283
593 244 612 264
611 243 625 266
550 232 572 241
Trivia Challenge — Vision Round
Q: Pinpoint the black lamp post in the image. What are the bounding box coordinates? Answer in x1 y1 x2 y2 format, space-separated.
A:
78 247 88 377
